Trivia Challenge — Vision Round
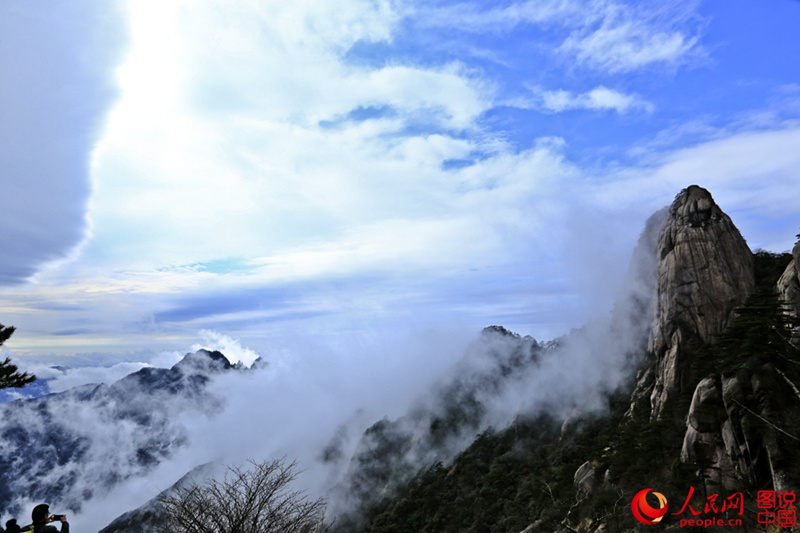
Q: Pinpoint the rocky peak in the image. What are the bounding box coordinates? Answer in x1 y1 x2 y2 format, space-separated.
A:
666 183 722 228
638 185 755 420
173 349 233 373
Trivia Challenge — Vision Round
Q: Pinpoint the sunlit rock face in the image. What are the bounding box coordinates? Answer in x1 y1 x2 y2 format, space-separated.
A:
777 241 800 319
631 185 755 421
625 186 800 497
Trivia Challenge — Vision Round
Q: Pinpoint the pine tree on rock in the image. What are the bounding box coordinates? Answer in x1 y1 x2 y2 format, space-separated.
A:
0 324 36 390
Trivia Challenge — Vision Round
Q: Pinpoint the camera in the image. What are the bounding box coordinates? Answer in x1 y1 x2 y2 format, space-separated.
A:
50 515 66 521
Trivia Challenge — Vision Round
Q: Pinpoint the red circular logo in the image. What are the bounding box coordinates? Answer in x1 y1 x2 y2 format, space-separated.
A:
631 488 668 525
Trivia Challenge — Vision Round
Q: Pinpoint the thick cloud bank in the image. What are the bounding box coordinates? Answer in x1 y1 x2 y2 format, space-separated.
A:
0 1 125 284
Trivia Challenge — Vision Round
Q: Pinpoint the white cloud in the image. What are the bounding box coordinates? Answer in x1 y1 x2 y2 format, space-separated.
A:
417 0 704 73
2 0 798 362
592 124 800 252
84 0 497 278
562 20 700 73
558 1 704 73
43 362 149 393
192 330 261 367
7 120 800 357
533 85 654 114
418 0 578 32
0 0 126 285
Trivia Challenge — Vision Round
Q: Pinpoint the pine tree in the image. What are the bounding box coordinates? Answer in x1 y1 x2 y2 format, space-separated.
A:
704 288 798 374
0 324 36 390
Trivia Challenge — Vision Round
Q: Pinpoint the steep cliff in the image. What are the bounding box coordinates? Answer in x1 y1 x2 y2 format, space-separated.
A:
778 241 800 318
675 243 800 496
566 187 800 531
631 185 755 421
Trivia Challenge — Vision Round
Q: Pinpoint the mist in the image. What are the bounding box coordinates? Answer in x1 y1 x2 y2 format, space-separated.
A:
3 0 800 529
0 320 474 530
321 207 665 522
0 208 665 533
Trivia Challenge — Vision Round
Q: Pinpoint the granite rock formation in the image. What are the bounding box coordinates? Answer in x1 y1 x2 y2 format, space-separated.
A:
632 185 755 421
680 364 798 494
625 186 800 499
778 241 800 318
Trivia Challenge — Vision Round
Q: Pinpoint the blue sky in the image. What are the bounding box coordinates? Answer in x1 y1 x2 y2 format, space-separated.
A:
2 0 800 364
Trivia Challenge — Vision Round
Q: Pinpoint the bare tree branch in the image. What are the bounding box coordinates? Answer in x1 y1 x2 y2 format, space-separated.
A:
775 367 800 402
159 458 328 533
732 400 800 443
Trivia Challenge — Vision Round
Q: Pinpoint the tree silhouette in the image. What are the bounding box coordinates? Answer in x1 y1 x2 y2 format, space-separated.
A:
158 458 327 533
0 324 36 390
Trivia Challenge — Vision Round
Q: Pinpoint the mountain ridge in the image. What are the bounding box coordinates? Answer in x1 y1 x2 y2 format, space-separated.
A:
328 185 800 532
0 349 246 517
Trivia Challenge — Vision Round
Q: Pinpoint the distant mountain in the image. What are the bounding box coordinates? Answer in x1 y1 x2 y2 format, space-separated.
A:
0 349 246 517
325 326 547 528
0 377 52 403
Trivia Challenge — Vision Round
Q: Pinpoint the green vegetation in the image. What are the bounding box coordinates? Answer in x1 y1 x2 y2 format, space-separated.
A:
350 387 713 532
0 324 36 390
691 252 797 377
335 251 800 532
346 398 642 533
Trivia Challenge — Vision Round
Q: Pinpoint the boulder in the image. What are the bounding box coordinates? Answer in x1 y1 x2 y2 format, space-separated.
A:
574 460 601 497
777 241 800 317
686 376 725 432
681 376 740 491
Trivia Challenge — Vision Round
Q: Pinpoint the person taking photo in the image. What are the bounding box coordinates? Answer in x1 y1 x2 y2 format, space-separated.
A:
30 505 68 533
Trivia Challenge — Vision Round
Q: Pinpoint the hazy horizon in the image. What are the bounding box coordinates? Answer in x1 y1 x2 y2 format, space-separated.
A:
2 0 800 366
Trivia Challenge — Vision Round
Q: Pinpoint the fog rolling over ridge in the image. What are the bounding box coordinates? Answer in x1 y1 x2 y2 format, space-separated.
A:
0 350 236 524
0 201 667 532
324 206 666 523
